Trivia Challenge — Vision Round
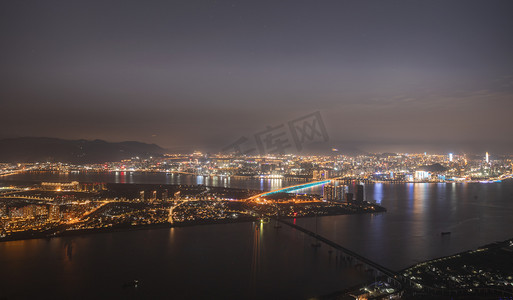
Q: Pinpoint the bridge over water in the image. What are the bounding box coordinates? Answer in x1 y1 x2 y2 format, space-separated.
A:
246 179 334 202
276 218 403 287
247 177 386 201
260 179 331 196
277 218 513 298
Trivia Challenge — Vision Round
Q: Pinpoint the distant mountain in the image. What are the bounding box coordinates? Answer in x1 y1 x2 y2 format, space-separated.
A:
418 163 447 173
0 137 166 164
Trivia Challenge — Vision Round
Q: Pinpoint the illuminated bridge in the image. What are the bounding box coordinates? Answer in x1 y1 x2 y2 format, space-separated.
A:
261 180 331 196
246 179 333 202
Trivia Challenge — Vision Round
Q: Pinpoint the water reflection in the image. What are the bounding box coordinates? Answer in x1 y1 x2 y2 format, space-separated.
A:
251 223 262 290
128 172 134 184
413 183 428 216
2 171 307 192
168 227 175 244
406 183 414 211
3 173 513 279
64 240 73 261
269 179 282 191
373 183 383 204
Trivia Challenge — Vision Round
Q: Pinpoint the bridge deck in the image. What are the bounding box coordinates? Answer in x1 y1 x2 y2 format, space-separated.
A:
259 179 331 197
277 218 400 281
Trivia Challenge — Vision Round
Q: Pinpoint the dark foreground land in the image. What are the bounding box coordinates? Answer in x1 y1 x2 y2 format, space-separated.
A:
327 238 513 299
400 238 513 299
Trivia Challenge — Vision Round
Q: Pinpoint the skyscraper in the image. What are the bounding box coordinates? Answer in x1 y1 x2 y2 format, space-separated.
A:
355 185 364 202
335 185 346 202
323 183 347 202
323 184 335 201
49 205 60 221
345 193 354 202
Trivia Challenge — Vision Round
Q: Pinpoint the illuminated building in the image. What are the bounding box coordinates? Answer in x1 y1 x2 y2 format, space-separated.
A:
9 207 24 218
323 183 346 201
486 152 489 164
80 182 106 192
35 205 48 217
139 190 145 202
336 185 346 201
49 205 61 221
415 171 431 181
41 181 79 191
323 184 335 201
313 170 330 180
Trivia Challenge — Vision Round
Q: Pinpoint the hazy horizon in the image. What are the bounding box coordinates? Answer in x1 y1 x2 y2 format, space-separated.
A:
1 135 509 157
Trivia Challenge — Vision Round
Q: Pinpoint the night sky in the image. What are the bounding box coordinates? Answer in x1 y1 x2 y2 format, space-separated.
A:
2 1 513 154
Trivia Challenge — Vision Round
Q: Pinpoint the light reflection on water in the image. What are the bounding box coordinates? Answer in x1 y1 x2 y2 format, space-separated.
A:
296 181 513 270
373 183 383 204
1 171 304 192
0 222 370 299
3 172 513 290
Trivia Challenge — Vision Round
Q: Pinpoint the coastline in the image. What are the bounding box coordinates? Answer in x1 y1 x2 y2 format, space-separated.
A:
320 237 513 299
0 207 386 243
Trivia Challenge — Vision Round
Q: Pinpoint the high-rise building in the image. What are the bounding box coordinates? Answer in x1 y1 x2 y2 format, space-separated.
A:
486 152 489 164
49 205 60 221
162 189 169 201
22 205 36 218
355 185 364 202
415 171 431 181
35 205 48 217
139 191 145 202
313 170 330 180
323 184 335 201
449 153 453 162
345 193 354 202
336 185 345 201
9 207 24 218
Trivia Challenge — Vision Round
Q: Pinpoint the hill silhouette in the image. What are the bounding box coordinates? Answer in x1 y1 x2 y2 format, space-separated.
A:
0 137 166 164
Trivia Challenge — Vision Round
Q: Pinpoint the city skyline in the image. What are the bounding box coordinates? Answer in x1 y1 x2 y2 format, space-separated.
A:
2 1 513 154
2 2 513 298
